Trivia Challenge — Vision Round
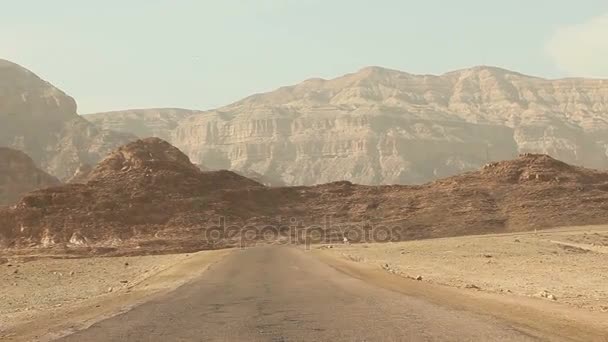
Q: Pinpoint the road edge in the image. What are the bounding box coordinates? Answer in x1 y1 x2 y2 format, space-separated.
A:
313 248 608 342
3 249 233 342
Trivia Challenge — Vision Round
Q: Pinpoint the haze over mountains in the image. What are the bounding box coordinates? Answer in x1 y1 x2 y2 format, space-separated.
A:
89 66 608 185
0 147 60 206
2 58 608 187
86 109 203 142
2 56 608 250
0 59 135 181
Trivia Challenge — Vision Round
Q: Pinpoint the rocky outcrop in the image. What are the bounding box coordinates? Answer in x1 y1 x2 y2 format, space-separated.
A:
2 139 608 253
170 66 608 185
0 138 263 250
66 164 94 184
0 148 60 206
0 59 136 180
86 108 202 141
6 60 608 185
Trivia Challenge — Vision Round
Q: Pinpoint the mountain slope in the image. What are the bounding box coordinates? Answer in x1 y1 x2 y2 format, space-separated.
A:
0 59 136 180
2 139 608 253
86 108 203 141
85 65 608 185
174 66 608 185
0 148 61 206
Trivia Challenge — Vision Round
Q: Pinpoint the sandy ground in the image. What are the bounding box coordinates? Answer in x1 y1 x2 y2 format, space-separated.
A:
0 250 231 341
318 225 608 313
1 225 607 341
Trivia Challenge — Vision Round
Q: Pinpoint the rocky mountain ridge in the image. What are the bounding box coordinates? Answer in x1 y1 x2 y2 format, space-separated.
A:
0 59 136 180
4 57 608 186
87 66 608 185
2 139 608 254
86 108 203 141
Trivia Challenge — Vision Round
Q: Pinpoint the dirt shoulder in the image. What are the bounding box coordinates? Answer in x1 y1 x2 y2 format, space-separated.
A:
313 225 608 342
0 249 232 342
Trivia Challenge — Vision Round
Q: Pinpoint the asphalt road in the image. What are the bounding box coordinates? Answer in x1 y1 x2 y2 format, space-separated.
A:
57 246 541 341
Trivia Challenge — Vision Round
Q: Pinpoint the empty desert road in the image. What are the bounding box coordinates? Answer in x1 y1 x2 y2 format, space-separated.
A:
57 246 545 342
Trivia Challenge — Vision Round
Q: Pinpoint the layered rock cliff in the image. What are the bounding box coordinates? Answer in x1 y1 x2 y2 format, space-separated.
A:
88 66 608 185
0 148 60 206
0 59 135 180
86 108 202 141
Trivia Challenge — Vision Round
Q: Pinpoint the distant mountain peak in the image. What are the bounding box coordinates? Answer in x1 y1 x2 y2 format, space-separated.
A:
0 58 136 180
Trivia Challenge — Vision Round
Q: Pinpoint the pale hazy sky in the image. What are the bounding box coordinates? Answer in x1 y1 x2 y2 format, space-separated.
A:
1 0 607 113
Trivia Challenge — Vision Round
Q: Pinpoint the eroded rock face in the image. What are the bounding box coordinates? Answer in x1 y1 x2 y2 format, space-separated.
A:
2 140 608 253
0 138 264 250
0 59 136 180
171 66 608 185
0 147 60 205
86 109 202 141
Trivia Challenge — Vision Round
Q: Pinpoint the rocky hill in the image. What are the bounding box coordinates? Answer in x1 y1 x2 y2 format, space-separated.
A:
0 59 136 180
0 138 263 251
2 139 608 254
0 148 61 206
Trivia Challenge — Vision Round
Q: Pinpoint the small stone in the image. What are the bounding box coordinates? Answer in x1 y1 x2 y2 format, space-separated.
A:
120 280 129 284
415 275 423 281
536 290 556 301
465 284 480 289
107 287 114 293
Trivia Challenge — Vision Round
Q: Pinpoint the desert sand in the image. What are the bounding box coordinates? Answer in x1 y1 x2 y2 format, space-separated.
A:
0 249 231 341
318 225 608 313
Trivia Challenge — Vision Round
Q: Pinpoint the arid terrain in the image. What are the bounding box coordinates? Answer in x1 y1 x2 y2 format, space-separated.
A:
0 249 230 341
3 0 608 339
3 136 608 254
4 57 608 186
2 56 608 341
0 147 60 206
318 225 608 313
91 66 608 186
1 230 607 341
0 59 135 181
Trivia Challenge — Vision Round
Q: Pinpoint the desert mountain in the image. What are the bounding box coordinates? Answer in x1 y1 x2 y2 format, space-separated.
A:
0 59 136 180
2 139 608 253
0 148 61 206
176 66 608 185
0 138 263 251
86 108 202 141
87 66 608 186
